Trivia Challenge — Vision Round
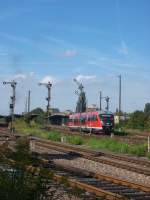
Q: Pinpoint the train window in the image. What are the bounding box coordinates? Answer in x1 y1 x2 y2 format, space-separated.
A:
100 114 113 123
87 116 91 121
93 115 97 121
88 115 94 121
80 116 86 123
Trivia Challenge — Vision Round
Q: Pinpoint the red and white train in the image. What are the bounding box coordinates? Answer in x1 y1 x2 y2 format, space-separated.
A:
68 111 114 134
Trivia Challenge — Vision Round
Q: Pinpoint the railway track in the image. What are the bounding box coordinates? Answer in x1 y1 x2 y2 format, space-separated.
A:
30 137 150 176
0 128 20 142
46 125 147 144
53 166 150 200
32 154 150 200
1 130 150 199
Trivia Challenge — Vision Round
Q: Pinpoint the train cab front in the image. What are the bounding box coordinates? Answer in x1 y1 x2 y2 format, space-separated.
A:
99 113 114 135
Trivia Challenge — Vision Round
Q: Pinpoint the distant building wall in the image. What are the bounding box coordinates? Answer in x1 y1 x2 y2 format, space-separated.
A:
114 115 126 124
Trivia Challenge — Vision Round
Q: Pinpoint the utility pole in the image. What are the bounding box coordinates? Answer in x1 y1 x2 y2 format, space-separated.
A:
118 75 122 122
25 96 28 114
28 90 31 113
99 91 102 111
3 80 17 133
39 82 52 125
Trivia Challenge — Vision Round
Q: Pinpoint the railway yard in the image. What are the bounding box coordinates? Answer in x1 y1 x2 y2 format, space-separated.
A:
1 0 150 199
1 126 150 200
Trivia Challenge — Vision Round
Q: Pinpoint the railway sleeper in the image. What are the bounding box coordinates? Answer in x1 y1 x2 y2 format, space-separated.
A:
69 177 150 199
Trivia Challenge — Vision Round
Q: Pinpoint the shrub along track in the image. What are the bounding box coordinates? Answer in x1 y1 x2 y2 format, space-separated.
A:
30 136 150 176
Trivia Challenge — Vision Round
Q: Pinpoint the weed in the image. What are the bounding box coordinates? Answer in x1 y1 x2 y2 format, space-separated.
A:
47 132 61 141
66 136 84 145
146 152 150 159
129 144 147 157
15 119 149 158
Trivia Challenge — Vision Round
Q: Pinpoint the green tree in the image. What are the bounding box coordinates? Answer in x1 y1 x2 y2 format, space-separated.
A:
126 110 146 130
30 108 44 115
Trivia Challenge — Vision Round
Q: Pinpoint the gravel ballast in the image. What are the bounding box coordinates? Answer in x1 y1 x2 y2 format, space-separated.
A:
34 145 150 186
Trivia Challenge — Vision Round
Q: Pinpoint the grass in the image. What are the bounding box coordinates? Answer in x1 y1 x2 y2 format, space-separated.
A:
86 138 148 157
66 136 84 145
147 152 150 159
14 119 150 158
86 138 129 153
48 131 62 142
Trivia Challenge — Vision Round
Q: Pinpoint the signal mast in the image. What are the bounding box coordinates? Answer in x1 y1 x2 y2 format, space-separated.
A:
3 80 17 133
38 82 52 124
99 91 110 112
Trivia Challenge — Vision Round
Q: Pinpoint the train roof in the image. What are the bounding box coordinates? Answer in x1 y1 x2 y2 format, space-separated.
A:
70 111 113 117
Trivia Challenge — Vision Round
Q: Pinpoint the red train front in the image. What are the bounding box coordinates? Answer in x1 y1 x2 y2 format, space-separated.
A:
68 111 114 134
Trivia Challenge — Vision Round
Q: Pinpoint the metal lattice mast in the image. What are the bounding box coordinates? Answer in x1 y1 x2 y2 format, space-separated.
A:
39 82 52 124
3 80 17 133
73 78 86 113
99 91 110 112
105 96 110 111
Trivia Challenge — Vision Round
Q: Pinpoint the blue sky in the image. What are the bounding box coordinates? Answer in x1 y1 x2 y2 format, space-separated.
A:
0 0 150 114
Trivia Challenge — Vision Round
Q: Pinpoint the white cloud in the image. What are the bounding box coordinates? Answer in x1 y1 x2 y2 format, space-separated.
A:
60 49 77 58
119 40 128 55
75 74 96 82
13 74 27 80
29 71 35 77
40 75 58 84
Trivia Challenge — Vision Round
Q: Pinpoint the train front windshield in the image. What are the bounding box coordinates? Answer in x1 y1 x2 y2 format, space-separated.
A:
99 114 114 124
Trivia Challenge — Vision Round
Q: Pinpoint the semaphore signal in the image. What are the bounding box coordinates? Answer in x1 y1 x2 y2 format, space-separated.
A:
3 80 17 133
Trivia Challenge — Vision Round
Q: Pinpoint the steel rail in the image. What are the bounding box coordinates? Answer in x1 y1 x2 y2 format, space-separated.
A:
45 160 150 193
31 137 150 176
5 159 150 200
53 174 126 200
35 157 150 199
27 164 127 200
31 136 150 166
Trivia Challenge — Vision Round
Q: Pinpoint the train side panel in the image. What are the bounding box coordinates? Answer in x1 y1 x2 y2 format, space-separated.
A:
68 111 114 134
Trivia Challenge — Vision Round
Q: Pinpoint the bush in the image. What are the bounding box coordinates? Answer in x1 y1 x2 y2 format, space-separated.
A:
86 138 148 157
146 152 150 159
129 144 147 157
66 136 84 145
48 132 61 141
